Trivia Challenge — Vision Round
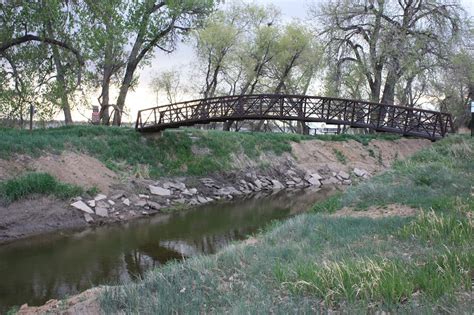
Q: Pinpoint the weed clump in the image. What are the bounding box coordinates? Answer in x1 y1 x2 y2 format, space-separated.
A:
0 173 82 203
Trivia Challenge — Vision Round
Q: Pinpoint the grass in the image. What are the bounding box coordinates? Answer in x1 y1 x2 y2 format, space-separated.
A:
99 135 474 313
0 126 400 178
333 148 347 164
313 135 474 212
0 172 83 203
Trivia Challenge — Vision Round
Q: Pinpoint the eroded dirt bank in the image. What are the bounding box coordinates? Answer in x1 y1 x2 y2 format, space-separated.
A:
0 138 430 244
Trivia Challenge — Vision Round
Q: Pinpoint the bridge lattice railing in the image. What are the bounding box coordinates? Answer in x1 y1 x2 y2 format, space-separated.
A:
136 94 454 140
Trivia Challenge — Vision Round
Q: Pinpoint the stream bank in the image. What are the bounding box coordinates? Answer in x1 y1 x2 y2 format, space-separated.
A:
0 134 431 244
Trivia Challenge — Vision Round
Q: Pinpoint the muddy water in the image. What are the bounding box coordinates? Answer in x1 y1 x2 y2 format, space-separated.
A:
0 188 335 311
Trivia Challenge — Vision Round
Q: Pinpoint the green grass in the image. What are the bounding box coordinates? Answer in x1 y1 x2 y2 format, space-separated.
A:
312 135 474 212
0 126 402 178
333 148 347 164
99 136 474 313
0 173 83 203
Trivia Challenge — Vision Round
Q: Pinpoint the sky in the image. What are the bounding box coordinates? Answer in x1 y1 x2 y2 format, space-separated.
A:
75 0 474 124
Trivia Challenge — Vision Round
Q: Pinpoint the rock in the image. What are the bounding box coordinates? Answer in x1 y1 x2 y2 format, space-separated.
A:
271 180 284 190
291 176 302 183
149 185 172 196
84 213 94 224
337 171 350 180
286 169 298 177
307 177 322 187
343 179 352 185
71 201 94 214
321 177 340 186
141 211 149 216
138 194 150 199
162 182 185 190
215 186 242 196
108 200 115 206
123 198 130 206
87 200 96 208
94 194 107 201
147 201 161 210
253 179 262 190
286 180 296 186
183 188 198 195
354 168 369 177
96 200 110 209
95 206 108 217
111 193 124 200
197 196 208 204
309 173 323 181
135 200 147 207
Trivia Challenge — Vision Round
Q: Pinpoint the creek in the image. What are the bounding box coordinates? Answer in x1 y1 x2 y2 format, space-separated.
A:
0 187 335 311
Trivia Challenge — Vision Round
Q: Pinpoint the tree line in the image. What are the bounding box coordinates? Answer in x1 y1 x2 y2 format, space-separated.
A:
1 0 473 129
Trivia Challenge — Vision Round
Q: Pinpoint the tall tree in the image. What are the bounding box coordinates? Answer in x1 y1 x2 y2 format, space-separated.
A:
111 0 216 125
312 0 462 104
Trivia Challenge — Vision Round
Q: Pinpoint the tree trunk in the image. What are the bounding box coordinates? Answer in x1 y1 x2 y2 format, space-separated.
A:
48 27 73 125
381 69 398 105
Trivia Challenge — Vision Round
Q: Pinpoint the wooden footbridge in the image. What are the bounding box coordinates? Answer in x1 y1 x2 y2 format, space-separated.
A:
135 94 454 140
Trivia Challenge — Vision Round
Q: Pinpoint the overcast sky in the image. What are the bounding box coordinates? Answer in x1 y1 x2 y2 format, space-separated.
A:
82 0 474 123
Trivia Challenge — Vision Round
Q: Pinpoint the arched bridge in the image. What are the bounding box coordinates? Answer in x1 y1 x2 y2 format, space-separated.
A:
135 94 454 140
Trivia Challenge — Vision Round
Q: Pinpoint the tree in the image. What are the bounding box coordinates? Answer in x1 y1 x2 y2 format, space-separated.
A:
0 0 84 125
150 69 187 104
111 0 216 125
312 0 462 105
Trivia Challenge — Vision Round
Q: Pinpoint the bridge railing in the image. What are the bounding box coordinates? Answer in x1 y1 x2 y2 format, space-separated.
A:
136 94 454 140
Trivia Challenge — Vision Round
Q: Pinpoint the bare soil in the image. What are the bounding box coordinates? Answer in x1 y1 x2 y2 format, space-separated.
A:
291 138 431 174
32 152 118 193
0 151 118 193
0 197 86 244
17 287 102 315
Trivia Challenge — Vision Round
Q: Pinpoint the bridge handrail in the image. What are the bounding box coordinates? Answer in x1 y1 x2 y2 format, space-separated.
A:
135 94 454 140
137 94 453 117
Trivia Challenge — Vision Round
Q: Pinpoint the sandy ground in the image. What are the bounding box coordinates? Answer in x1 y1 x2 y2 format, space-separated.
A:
291 138 431 174
0 151 118 193
17 287 102 315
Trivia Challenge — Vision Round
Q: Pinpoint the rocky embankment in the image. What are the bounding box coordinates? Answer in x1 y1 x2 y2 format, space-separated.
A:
70 166 372 225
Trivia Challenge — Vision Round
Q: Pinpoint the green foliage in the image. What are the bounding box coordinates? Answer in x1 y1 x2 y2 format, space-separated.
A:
0 173 83 203
283 251 472 306
399 207 473 246
339 136 474 211
333 148 347 164
312 193 342 213
0 126 302 177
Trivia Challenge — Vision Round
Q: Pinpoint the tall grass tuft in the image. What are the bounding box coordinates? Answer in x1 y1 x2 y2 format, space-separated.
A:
399 208 473 246
0 173 82 203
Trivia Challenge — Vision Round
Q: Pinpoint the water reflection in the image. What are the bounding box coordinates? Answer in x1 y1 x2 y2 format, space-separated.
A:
0 187 335 311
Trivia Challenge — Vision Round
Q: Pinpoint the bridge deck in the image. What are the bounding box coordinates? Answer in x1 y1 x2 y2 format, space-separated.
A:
135 94 454 140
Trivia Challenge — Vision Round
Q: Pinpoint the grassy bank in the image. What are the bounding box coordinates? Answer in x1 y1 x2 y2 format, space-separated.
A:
0 126 399 178
0 173 83 203
100 135 473 313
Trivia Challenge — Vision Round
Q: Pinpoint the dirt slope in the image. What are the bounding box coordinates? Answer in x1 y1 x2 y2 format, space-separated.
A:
291 138 431 174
